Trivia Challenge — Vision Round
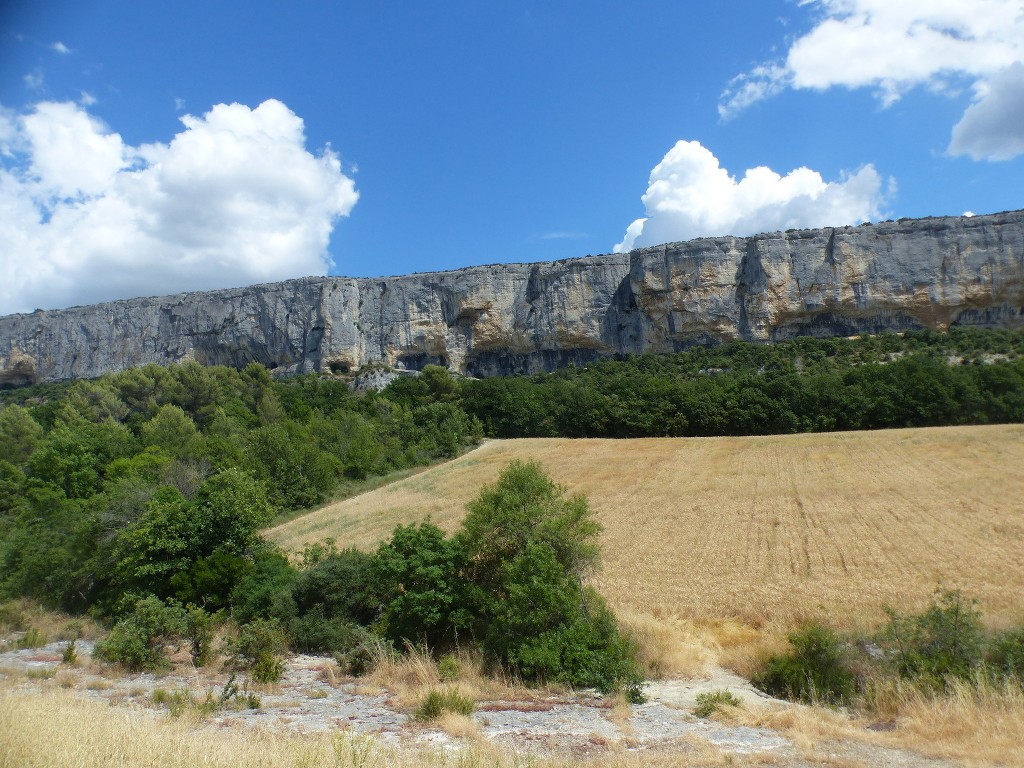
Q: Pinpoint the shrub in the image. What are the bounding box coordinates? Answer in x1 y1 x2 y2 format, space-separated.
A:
373 521 472 650
415 687 474 720
93 596 186 672
880 588 985 683
16 627 46 649
228 618 287 683
986 626 1024 682
291 547 382 627
752 622 855 705
288 613 374 656
693 689 743 718
184 605 220 667
61 640 77 665
438 654 460 681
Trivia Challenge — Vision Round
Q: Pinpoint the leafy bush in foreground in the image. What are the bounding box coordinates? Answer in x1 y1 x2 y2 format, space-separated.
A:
880 588 985 685
753 622 855 705
93 596 186 672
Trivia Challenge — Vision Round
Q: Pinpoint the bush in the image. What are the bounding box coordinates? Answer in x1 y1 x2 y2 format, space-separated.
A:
373 521 472 650
228 618 287 683
93 596 186 672
291 547 382 627
880 588 985 684
415 687 474 720
184 605 220 667
986 626 1024 682
438 654 460 681
752 622 855 705
288 613 374 656
693 689 743 718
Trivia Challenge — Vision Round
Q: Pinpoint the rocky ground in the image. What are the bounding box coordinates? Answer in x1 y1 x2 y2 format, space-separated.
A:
0 637 956 766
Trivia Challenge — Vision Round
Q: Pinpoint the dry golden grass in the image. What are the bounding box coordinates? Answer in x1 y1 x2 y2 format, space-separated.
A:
365 644 550 710
723 675 1024 767
0 598 103 645
268 425 1024 631
0 683 768 768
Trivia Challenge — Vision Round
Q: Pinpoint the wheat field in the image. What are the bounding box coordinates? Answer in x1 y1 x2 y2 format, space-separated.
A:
267 424 1024 629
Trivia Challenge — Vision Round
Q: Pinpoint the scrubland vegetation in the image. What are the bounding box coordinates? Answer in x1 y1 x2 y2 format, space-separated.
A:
2 327 1024 765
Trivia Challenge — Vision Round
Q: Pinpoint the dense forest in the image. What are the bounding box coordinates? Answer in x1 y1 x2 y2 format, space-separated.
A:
1 327 1023 698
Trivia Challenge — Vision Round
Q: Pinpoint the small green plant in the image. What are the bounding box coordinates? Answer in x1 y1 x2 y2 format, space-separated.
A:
415 687 475 720
693 689 743 718
752 622 855 705
880 588 985 685
217 673 260 709
61 639 77 665
985 626 1024 682
438 654 460 681
93 597 186 672
17 627 46 649
151 687 218 718
184 605 219 667
228 618 287 683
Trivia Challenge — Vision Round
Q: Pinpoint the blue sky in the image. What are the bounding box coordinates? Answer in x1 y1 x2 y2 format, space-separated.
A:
1 0 1023 314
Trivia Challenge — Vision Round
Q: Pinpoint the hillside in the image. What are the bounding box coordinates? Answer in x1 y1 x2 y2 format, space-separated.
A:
3 209 1024 385
267 424 1024 627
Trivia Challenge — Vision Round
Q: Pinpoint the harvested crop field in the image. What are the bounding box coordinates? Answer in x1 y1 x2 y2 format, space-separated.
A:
267 424 1024 628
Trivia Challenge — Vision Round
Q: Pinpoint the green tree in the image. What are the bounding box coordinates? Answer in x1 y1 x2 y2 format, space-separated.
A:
374 521 472 650
0 405 43 465
459 460 601 594
139 404 200 459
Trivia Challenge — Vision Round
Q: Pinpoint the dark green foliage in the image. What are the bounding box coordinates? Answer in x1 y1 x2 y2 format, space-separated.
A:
288 613 374 656
183 605 220 667
0 404 43 465
93 596 187 671
291 547 381 627
229 550 298 625
457 460 643 697
460 330 1024 439
245 421 339 510
986 626 1024 681
0 485 95 610
415 687 474 720
880 588 985 683
374 521 473 650
228 617 288 683
752 623 855 705
170 551 251 612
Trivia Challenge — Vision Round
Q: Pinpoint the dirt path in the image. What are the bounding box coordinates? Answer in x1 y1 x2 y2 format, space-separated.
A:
0 639 955 766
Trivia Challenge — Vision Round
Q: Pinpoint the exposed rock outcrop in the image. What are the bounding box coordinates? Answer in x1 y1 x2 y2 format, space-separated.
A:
2 211 1023 384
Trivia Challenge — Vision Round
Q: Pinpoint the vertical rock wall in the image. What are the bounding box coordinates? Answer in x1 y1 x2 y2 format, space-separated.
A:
2 211 1023 385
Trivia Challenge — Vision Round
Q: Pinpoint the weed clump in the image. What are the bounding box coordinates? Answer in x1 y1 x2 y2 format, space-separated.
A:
693 689 743 718
415 687 474 720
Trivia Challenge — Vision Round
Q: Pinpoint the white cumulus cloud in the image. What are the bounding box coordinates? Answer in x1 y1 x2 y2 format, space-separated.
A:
0 99 358 316
614 140 887 253
719 0 1024 160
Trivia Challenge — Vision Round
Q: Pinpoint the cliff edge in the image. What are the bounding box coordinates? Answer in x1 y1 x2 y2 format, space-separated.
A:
2 210 1023 385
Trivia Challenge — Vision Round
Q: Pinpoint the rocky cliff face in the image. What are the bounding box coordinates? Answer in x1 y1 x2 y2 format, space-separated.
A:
3 210 1023 385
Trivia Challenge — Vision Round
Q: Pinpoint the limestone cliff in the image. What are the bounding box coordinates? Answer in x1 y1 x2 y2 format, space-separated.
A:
2 210 1023 385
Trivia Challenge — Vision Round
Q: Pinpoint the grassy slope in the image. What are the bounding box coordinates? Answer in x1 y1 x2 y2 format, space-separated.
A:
266 424 1024 628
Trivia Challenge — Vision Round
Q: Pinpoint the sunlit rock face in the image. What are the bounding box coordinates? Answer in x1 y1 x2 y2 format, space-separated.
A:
2 210 1023 384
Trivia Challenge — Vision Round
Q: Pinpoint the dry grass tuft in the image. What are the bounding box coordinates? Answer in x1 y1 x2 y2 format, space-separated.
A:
870 676 1024 765
432 711 483 740
0 599 102 647
367 644 546 710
